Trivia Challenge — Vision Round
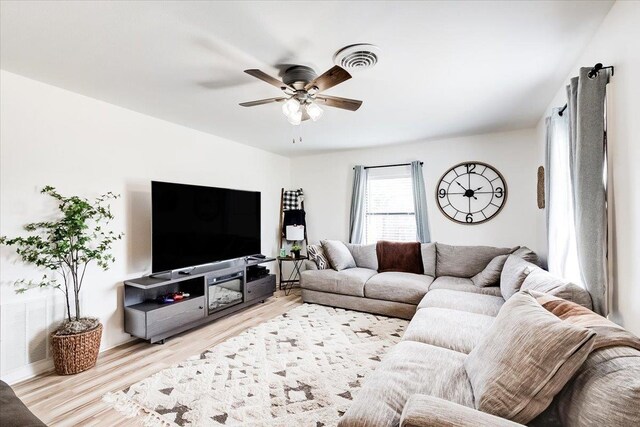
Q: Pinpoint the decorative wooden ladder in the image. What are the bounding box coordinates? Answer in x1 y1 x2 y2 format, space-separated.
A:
278 188 309 254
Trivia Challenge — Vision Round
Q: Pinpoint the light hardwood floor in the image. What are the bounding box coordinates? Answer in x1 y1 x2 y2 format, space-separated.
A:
13 290 303 427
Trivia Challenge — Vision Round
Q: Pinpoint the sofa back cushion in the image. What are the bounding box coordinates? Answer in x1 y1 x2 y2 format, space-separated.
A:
464 291 596 424
421 243 436 277
321 240 356 271
557 346 640 427
532 293 640 427
500 255 537 300
345 243 378 270
435 243 517 278
522 269 592 310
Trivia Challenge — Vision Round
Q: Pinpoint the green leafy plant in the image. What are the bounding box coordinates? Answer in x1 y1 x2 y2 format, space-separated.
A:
291 243 302 252
0 186 123 333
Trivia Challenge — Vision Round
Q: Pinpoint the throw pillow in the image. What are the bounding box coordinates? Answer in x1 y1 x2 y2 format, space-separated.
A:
345 243 378 270
435 243 518 278
522 269 593 310
321 240 356 271
512 246 540 265
464 291 596 424
471 254 509 287
500 255 537 300
307 244 330 270
376 241 423 274
420 242 436 277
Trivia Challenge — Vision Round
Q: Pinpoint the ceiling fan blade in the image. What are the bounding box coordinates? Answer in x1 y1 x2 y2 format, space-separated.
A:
239 97 286 107
315 95 363 111
244 69 294 92
305 66 352 92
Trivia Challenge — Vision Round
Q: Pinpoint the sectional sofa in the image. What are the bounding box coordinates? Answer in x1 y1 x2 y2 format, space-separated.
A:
300 241 640 427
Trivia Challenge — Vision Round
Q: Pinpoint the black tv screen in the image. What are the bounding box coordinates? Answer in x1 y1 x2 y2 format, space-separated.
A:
152 181 261 272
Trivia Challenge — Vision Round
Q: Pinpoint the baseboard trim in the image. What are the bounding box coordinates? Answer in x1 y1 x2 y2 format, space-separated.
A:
1 335 138 385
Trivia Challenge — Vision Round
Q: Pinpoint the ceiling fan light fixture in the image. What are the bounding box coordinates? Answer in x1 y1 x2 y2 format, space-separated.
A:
306 102 324 121
287 110 302 126
282 98 300 117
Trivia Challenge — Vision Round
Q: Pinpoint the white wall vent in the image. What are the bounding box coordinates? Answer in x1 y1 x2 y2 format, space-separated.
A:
333 44 380 71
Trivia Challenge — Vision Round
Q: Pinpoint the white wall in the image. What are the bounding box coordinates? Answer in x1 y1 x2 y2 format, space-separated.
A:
0 71 290 382
292 128 540 251
534 1 640 336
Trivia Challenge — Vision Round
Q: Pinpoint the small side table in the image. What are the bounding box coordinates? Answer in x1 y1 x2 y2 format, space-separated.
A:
278 256 308 295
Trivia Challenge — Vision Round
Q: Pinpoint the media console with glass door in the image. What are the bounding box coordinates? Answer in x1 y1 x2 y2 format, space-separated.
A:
124 257 275 344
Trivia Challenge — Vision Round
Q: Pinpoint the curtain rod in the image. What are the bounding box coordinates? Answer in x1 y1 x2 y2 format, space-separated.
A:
558 63 614 117
353 162 423 170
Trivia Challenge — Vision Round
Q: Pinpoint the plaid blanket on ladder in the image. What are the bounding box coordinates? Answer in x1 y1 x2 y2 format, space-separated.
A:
283 188 304 210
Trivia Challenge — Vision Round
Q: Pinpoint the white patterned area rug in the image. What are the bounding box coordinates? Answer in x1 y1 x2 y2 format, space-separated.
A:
104 303 408 426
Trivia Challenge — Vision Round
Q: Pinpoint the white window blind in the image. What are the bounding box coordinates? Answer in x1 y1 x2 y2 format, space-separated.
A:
364 165 417 244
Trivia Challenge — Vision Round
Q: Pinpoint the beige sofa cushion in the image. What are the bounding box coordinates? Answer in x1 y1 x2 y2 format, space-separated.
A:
338 341 473 427
435 243 517 278
430 276 502 297
421 243 436 277
464 292 596 424
557 346 640 427
522 268 592 310
402 308 494 354
299 268 377 297
417 289 505 317
346 243 378 270
364 272 433 304
400 394 524 427
500 255 536 300
321 239 356 271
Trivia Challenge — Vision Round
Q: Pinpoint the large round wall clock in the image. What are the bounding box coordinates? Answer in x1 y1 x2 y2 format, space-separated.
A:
436 162 507 225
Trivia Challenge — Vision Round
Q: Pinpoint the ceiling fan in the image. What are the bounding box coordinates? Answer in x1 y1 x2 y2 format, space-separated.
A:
239 65 363 125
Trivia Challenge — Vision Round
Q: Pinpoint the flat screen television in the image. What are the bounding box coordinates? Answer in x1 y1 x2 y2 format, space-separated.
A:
151 181 261 272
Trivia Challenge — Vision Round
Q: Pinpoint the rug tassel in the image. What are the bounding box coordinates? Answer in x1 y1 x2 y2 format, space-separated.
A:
103 392 171 426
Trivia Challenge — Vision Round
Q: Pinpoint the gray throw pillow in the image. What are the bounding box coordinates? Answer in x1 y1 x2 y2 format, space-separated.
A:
435 243 518 278
512 246 539 265
464 291 596 424
471 254 509 287
521 269 593 310
421 243 436 277
321 240 356 271
345 243 378 270
500 255 537 300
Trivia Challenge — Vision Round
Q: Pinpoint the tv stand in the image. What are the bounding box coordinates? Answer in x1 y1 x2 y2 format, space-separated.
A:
124 257 276 344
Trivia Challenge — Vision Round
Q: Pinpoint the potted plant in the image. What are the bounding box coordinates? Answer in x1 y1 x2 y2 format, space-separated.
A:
0 186 123 375
291 243 302 258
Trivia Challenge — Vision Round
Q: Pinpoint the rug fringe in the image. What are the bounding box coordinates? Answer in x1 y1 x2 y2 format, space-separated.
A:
103 391 171 426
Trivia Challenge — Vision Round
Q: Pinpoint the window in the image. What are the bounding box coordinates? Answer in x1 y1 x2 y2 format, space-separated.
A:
364 165 417 244
547 114 582 286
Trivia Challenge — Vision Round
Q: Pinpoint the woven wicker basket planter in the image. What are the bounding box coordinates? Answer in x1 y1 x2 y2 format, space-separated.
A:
51 323 103 375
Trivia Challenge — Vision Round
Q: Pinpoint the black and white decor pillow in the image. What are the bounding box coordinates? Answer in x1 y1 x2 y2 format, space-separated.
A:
307 244 330 270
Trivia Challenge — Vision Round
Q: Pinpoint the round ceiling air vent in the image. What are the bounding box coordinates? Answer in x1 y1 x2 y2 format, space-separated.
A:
333 44 380 71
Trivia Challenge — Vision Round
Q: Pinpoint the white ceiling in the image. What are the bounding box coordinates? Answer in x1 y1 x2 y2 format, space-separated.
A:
0 1 613 156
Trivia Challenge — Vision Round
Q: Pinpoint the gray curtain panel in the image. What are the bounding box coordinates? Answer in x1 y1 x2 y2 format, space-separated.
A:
349 165 367 244
566 67 610 316
410 161 431 243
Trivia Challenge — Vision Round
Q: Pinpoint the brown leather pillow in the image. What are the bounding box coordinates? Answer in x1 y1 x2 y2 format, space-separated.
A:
376 241 423 274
